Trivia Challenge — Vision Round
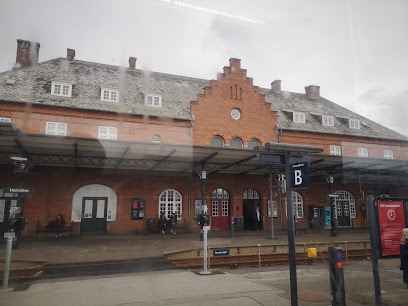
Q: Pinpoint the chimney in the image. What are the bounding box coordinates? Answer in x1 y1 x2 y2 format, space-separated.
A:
229 58 241 71
271 80 281 93
129 57 137 71
67 48 75 62
305 85 320 98
15 39 40 68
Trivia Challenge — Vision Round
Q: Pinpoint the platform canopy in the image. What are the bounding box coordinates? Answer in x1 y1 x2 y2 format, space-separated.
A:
0 133 407 184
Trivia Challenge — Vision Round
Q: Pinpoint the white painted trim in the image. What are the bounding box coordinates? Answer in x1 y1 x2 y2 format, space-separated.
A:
72 184 117 222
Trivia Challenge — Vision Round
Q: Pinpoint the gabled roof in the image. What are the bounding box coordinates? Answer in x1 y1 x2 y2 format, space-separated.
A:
0 58 210 120
260 89 408 142
0 57 407 142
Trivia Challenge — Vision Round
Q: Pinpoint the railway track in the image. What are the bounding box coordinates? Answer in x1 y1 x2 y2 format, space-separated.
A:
170 249 371 270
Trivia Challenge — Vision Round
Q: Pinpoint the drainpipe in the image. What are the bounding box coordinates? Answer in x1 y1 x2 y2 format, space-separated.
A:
46 167 53 222
189 113 195 145
276 123 282 143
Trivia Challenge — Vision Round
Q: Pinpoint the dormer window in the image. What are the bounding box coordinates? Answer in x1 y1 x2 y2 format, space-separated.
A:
146 94 162 107
101 88 119 102
322 115 334 126
349 118 360 129
51 81 72 97
293 112 305 123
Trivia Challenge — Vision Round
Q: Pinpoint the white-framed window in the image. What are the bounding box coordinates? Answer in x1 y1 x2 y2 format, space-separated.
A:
248 139 260 150
51 81 72 97
322 115 334 126
100 88 119 102
293 112 305 123
146 94 162 107
330 145 342 156
159 189 182 220
210 135 224 147
46 121 67 136
334 190 356 219
358 147 368 157
383 150 393 159
211 188 229 199
229 137 243 149
212 201 219 216
231 109 241 120
98 126 117 140
243 188 260 200
285 191 303 218
152 134 161 143
222 201 228 216
0 117 11 122
349 118 360 129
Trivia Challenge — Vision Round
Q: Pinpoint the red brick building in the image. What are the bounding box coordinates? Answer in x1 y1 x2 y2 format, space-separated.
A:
1 39 407 236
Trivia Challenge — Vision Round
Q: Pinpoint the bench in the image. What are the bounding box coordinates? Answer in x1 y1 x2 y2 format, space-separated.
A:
35 221 73 237
159 219 189 233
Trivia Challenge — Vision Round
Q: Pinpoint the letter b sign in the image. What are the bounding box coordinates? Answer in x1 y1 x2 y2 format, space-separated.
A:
291 162 309 189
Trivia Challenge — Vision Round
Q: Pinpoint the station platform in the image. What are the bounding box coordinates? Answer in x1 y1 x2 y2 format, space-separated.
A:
1 228 370 265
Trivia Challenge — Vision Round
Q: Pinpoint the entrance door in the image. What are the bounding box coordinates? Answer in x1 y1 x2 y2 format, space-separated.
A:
210 188 230 230
243 189 261 231
81 197 108 233
336 200 351 227
211 199 229 230
0 198 17 234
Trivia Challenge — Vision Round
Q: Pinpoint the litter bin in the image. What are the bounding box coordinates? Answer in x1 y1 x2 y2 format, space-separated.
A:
147 218 156 232
235 218 243 230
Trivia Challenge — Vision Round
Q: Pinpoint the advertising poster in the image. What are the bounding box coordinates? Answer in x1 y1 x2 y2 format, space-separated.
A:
267 200 278 218
378 200 405 256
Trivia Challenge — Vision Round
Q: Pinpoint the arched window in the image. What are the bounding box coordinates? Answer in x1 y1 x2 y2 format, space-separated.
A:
334 190 356 218
211 188 229 199
152 134 161 143
159 189 182 219
229 137 243 149
210 136 224 147
285 191 303 218
248 139 260 150
243 188 260 199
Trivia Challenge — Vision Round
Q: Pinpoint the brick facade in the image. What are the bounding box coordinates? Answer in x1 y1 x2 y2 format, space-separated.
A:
191 58 278 147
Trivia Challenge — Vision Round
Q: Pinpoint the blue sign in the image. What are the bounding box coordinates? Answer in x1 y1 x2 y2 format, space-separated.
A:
213 249 230 256
290 162 310 189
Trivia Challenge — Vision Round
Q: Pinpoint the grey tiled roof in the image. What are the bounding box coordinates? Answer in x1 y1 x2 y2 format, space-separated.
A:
0 58 407 142
0 58 209 120
260 89 408 142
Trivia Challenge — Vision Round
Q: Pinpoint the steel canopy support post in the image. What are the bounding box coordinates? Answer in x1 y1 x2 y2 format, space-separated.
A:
285 151 298 306
269 168 274 239
367 195 382 305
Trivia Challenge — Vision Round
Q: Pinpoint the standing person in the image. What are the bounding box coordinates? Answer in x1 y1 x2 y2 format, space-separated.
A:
254 206 262 231
170 212 177 235
54 214 66 238
159 213 167 234
400 228 408 289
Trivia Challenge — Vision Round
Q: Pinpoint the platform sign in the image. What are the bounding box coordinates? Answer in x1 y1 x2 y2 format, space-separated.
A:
3 187 35 194
260 153 283 164
378 200 406 256
4 232 15 238
213 249 230 256
290 162 310 189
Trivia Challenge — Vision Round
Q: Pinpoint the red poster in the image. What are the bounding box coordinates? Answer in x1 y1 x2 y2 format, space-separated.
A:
378 200 405 256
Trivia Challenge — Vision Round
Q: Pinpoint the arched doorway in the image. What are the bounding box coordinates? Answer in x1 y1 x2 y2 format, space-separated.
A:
0 188 18 235
72 184 117 233
243 188 261 230
211 188 230 230
334 190 355 227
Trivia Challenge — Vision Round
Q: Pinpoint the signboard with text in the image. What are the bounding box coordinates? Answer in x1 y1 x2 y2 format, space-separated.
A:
3 187 35 194
290 162 310 189
378 200 406 256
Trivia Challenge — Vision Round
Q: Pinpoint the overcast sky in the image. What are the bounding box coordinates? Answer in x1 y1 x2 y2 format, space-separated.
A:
1 0 407 136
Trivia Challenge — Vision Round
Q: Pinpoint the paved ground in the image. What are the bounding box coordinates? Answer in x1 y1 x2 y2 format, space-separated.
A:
1 229 407 305
1 228 370 264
